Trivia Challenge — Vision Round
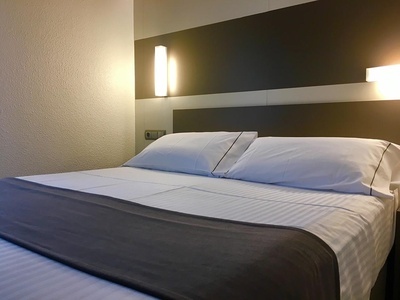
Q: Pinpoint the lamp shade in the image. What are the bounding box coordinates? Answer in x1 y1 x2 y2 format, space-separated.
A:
366 64 400 82
155 46 168 97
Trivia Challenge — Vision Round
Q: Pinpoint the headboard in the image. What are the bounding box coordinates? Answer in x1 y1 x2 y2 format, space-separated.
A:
173 100 400 145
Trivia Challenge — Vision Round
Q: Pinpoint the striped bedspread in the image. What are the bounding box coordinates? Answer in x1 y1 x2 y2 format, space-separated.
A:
0 167 397 299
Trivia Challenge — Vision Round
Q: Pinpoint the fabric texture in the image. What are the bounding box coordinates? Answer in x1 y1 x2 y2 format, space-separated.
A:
1 166 396 299
0 177 339 300
124 131 257 177
226 137 400 198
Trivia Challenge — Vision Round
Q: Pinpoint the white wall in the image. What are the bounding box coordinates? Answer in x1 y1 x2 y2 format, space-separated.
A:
134 0 391 153
0 0 135 177
135 0 316 40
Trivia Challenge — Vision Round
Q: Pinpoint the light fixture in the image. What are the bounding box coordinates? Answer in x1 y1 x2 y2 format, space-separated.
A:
154 45 168 97
366 64 400 99
366 64 400 82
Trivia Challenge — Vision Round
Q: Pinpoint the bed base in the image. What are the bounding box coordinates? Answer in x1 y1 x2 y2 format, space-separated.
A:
380 210 400 300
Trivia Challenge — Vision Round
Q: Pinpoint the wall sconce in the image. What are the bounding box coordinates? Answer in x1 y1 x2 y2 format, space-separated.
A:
366 64 400 82
154 45 168 97
366 64 400 99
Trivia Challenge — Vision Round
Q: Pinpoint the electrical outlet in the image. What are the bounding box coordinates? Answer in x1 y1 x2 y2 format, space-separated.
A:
145 130 166 140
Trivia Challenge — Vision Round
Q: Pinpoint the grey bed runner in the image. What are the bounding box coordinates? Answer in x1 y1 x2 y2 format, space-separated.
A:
0 177 339 300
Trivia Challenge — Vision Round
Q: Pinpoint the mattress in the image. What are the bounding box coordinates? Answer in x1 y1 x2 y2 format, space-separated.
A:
0 166 398 300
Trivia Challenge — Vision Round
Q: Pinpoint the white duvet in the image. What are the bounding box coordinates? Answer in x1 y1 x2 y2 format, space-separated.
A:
0 167 398 300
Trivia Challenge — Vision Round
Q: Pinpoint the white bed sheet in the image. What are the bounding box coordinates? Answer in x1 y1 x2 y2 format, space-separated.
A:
0 167 398 300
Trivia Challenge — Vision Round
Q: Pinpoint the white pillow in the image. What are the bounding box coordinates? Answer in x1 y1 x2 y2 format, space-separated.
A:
125 131 257 177
226 137 400 198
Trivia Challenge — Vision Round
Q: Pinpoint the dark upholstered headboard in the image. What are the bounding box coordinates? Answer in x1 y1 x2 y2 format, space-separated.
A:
173 100 400 145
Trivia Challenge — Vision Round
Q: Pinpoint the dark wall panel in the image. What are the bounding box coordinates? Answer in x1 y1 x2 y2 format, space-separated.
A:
136 0 400 99
173 100 400 145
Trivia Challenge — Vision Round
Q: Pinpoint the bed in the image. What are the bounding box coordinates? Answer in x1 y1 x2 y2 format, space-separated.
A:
1 101 400 300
